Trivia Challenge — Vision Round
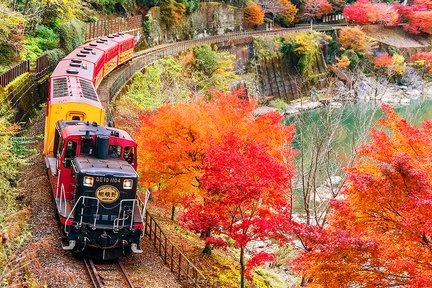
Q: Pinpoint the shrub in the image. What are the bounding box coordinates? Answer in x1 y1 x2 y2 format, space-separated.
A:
45 48 66 68
57 20 85 54
411 52 432 73
342 49 361 68
338 26 368 53
35 25 59 50
281 31 331 75
193 45 218 75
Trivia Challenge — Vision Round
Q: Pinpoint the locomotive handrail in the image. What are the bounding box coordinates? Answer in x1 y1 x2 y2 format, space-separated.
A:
64 196 101 234
113 198 144 230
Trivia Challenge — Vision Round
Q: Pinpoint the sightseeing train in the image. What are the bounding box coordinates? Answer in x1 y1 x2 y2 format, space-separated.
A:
43 33 144 260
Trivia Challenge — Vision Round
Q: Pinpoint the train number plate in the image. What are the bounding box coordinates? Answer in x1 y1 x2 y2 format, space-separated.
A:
96 185 120 204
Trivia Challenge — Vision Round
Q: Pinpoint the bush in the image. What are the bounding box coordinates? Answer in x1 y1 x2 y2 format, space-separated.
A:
35 25 59 50
342 49 361 68
46 48 66 68
193 45 218 75
86 16 99 22
57 20 85 54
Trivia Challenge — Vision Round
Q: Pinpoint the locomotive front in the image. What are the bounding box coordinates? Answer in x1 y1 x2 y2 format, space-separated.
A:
65 155 143 260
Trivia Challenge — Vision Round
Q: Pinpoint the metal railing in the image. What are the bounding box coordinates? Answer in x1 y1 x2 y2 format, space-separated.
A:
108 26 347 100
0 61 30 87
144 210 208 288
85 15 143 42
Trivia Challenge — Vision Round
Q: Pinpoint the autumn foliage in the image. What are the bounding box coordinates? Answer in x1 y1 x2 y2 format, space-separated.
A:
292 105 432 286
343 0 399 26
244 3 265 26
278 0 298 25
137 92 295 285
373 52 406 76
136 91 294 204
338 26 368 53
411 52 432 73
302 0 333 20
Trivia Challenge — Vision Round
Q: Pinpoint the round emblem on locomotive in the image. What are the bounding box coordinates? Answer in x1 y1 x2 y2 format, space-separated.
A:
96 185 120 204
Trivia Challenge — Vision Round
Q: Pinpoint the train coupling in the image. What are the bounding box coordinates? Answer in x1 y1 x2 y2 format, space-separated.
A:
131 243 142 253
62 240 76 251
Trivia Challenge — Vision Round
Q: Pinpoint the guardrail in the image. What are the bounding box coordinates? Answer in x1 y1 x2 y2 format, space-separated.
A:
0 61 30 88
144 210 208 288
108 25 347 100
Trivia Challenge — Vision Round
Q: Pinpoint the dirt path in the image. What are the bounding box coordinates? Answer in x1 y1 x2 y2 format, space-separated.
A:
20 110 181 287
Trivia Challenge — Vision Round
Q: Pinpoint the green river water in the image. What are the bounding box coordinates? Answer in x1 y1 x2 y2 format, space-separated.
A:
284 97 432 212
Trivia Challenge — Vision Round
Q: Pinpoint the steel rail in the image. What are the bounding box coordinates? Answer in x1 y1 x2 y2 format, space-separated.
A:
83 258 134 288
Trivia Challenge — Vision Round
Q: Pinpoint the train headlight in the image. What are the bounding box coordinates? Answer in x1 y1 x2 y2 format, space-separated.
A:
123 179 133 190
83 176 94 187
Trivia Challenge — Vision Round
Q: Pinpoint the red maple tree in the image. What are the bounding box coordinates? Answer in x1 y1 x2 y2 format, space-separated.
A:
182 134 294 287
395 2 432 34
343 0 380 24
292 105 432 286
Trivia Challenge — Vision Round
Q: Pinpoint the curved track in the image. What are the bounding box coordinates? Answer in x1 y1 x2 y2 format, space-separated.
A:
83 258 134 288
98 24 347 104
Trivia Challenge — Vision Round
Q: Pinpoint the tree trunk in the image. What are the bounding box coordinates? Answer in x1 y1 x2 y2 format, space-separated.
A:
240 247 245 288
202 231 212 254
171 206 175 221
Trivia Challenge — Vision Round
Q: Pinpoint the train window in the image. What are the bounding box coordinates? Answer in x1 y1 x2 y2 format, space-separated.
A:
124 146 135 165
53 130 61 158
81 139 94 156
108 145 121 158
64 141 77 168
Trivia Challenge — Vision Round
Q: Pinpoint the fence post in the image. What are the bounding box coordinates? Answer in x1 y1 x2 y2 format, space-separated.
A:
178 254 182 280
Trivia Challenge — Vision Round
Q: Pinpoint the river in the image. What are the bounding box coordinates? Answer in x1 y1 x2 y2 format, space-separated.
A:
284 97 432 215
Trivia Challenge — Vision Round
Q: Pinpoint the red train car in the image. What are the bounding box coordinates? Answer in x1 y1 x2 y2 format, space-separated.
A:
89 38 119 76
109 33 135 65
64 47 105 88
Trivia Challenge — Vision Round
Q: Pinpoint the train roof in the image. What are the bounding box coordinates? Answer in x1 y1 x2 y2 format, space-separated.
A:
49 76 102 107
73 156 138 178
88 38 118 52
64 47 104 64
107 33 134 43
51 59 94 81
57 120 135 142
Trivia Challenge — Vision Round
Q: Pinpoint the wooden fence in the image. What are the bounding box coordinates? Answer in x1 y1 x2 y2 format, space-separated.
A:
144 211 208 288
35 54 51 80
0 61 29 87
85 15 143 42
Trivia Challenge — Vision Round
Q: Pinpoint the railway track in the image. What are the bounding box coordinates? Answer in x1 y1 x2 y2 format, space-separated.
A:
83 258 134 288
105 24 348 102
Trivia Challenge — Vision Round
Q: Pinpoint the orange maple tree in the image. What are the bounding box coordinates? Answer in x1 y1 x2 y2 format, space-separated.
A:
338 26 368 52
292 105 432 286
136 91 294 206
244 3 265 26
278 0 298 25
